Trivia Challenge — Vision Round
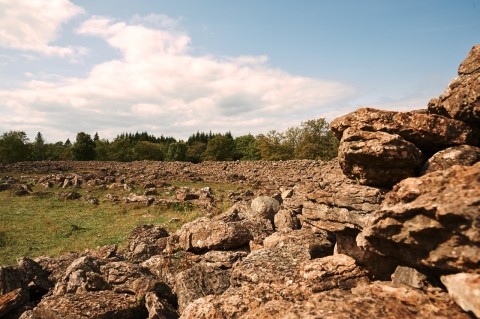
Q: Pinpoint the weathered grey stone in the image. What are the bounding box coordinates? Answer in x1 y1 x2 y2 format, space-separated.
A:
249 196 280 222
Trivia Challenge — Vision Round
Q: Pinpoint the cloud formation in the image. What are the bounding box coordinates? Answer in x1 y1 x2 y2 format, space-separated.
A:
0 0 84 57
0 5 355 141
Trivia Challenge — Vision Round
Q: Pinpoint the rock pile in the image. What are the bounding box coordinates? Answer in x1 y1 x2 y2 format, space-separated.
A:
1 45 479 318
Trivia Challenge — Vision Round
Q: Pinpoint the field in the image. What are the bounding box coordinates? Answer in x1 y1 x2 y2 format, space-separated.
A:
0 168 246 266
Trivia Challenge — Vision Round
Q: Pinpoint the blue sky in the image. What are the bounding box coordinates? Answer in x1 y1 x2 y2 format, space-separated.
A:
0 0 479 142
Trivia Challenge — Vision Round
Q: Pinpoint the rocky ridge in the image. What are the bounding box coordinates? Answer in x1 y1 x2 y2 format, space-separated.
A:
0 45 479 318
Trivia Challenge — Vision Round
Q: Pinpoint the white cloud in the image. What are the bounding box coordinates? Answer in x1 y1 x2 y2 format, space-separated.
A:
0 14 355 142
0 0 84 57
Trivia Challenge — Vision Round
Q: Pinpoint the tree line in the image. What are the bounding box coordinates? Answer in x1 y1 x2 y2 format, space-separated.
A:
0 118 338 163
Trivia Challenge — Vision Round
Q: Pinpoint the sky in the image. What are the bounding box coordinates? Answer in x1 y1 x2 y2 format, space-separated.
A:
0 0 479 142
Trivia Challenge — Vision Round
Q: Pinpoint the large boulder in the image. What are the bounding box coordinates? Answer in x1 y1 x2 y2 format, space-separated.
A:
330 107 477 153
428 45 480 125
358 163 480 274
420 145 480 175
338 128 424 187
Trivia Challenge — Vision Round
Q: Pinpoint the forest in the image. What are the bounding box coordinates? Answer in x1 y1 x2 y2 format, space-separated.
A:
0 118 338 163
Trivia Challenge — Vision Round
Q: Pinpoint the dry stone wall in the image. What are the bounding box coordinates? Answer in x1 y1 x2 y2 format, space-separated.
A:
1 45 480 318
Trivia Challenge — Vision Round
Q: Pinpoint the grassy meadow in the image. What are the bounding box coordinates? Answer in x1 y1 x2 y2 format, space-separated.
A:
0 173 243 266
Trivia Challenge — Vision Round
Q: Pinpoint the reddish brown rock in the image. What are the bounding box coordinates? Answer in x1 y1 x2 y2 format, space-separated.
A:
358 163 480 274
263 228 334 258
273 209 299 230
0 288 24 318
330 107 477 152
391 266 429 289
429 45 480 124
176 218 252 253
100 261 160 298
144 292 178 319
338 128 424 187
52 256 109 296
334 232 399 280
126 225 169 262
300 254 368 293
420 145 480 175
26 291 147 319
282 282 471 319
174 263 231 312
459 44 480 75
230 243 310 288
180 283 299 319
441 273 480 318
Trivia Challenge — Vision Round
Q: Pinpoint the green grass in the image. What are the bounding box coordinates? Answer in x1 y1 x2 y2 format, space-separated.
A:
0 178 245 266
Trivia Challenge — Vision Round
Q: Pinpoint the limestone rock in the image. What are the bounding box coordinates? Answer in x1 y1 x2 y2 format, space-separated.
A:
200 250 247 268
27 291 147 319
292 164 386 233
263 228 334 258
180 283 298 319
420 145 480 175
282 282 471 319
0 288 24 318
53 256 109 296
249 196 280 222
144 292 178 319
273 209 299 230
330 107 477 152
441 273 480 318
126 225 169 262
391 266 429 289
459 44 480 75
230 243 311 288
334 233 399 280
100 261 160 298
429 45 480 124
300 254 368 293
0 266 26 295
358 163 480 274
338 128 424 187
174 263 231 312
176 218 252 253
